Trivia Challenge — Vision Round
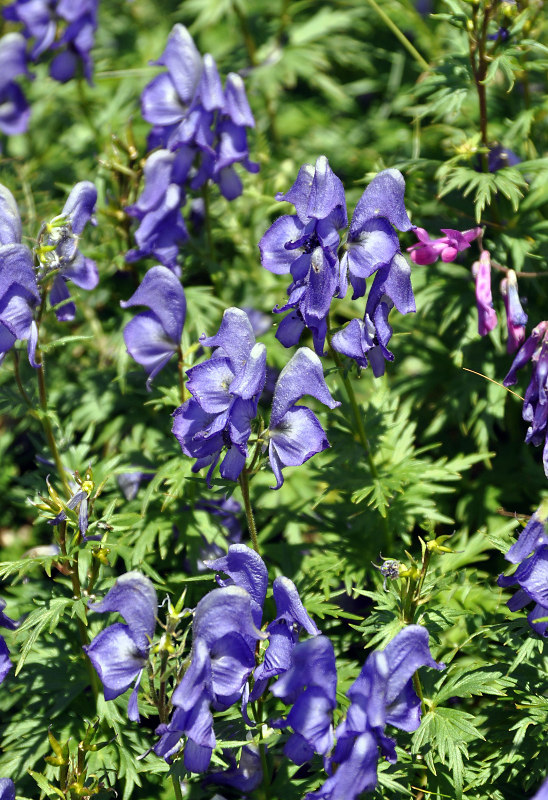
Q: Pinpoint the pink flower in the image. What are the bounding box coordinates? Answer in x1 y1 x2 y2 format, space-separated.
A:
472 250 497 336
407 226 482 265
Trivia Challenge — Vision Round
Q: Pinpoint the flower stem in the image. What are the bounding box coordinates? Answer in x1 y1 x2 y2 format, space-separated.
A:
12 350 33 408
34 344 72 497
238 469 260 554
327 335 393 549
365 0 430 72
176 345 188 404
171 774 184 800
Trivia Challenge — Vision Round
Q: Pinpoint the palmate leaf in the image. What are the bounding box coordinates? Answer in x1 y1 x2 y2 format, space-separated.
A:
437 165 527 221
14 597 73 674
434 667 512 705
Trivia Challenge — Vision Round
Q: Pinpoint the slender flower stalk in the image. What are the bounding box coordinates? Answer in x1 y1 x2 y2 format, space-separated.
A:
238 469 260 554
365 0 430 71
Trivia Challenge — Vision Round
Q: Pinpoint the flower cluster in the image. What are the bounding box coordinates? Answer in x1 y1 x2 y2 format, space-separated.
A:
407 225 481 266
128 24 258 270
259 158 416 375
0 599 18 687
0 33 31 142
503 320 548 473
172 306 339 487
498 502 548 637
4 0 98 84
121 265 186 389
84 572 158 721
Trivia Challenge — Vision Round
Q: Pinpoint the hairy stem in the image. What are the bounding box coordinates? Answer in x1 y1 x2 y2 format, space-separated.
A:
238 469 260 554
171 774 184 800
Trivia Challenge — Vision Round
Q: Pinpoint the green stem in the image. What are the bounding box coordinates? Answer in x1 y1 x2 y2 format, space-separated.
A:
238 469 260 554
413 670 426 716
365 0 430 71
171 774 184 800
201 183 216 266
177 345 187 404
327 332 392 548
12 350 33 408
35 346 72 497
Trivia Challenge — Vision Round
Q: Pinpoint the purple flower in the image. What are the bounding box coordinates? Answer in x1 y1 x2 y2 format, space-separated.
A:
84 572 158 721
531 777 548 800
39 181 98 322
505 505 548 564
121 265 186 388
501 270 527 353
155 585 266 769
472 250 497 337
407 226 482 266
0 33 31 140
488 145 520 172
173 307 266 484
0 779 15 800
259 156 347 354
271 635 338 764
203 744 263 793
307 626 443 800
498 546 548 637
267 347 340 488
503 321 548 475
0 219 40 367
0 598 18 687
125 149 189 271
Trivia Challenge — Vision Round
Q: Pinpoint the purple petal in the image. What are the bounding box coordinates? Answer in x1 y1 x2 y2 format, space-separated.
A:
0 185 22 245
223 72 255 126
154 24 203 105
506 507 548 564
84 622 146 699
0 636 12 686
275 310 305 348
50 276 75 322
123 312 177 387
270 347 340 428
121 265 186 344
229 342 266 399
204 544 268 611
89 572 157 651
61 181 97 235
306 731 380 800
272 636 337 706
351 168 413 234
198 53 224 111
286 686 334 757
272 576 320 635
259 215 307 275
200 307 255 372
192 585 266 650
0 33 30 90
276 156 346 224
185 356 234 413
346 219 400 279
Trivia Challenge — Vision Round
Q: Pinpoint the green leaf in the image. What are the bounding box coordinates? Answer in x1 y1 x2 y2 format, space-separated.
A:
14 597 73 674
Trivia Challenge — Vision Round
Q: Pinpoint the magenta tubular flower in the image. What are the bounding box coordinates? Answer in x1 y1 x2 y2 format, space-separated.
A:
472 250 497 336
407 226 482 265
84 572 158 721
121 265 186 388
267 347 340 488
501 270 527 353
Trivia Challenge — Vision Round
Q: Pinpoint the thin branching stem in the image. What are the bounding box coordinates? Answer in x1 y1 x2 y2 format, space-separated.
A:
238 468 260 554
365 0 430 72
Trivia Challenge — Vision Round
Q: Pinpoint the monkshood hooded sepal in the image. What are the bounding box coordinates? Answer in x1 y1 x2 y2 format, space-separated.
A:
84 572 158 721
155 585 266 770
306 625 444 800
0 778 15 800
498 542 548 637
0 33 31 142
267 347 340 488
173 307 266 484
0 184 40 367
121 265 186 388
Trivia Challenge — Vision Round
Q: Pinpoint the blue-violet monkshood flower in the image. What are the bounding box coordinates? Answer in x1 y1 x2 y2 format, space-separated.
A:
259 155 347 355
500 269 527 354
267 347 340 488
38 181 98 322
498 543 548 637
172 307 266 484
155 584 266 771
0 598 18 686
0 33 31 141
84 572 158 721
306 625 444 800
0 778 15 800
0 184 40 367
503 320 548 476
121 265 186 389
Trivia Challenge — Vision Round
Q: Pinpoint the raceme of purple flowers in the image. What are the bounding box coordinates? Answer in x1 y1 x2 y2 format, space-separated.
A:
498 502 548 637
171 306 340 488
0 180 97 368
84 546 443 796
503 320 548 476
259 157 417 375
127 24 258 271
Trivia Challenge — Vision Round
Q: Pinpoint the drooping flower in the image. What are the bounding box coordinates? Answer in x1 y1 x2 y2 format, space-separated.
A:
0 598 18 687
306 625 444 800
488 145 520 172
121 265 186 388
501 269 527 353
472 250 497 337
407 226 482 266
84 572 158 721
203 744 263 793
498 546 548 637
505 503 548 564
267 347 340 488
0 33 31 141
173 307 266 484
